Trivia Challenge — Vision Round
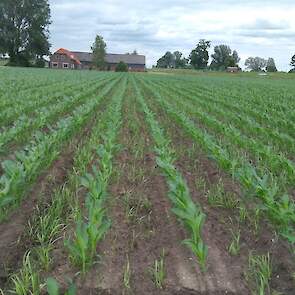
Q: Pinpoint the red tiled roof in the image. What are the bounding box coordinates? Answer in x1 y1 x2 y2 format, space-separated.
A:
54 48 81 65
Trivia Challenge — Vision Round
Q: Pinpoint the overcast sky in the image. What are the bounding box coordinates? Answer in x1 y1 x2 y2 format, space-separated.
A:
49 0 295 70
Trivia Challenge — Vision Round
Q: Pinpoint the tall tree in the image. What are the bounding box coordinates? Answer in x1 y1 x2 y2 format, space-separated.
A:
210 45 240 70
156 51 175 68
173 51 188 68
266 58 277 72
189 39 211 69
91 35 106 69
245 57 267 71
0 0 51 66
290 54 295 72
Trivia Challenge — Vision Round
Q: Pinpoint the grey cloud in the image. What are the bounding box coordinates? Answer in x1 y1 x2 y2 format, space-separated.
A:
48 0 295 70
239 19 290 31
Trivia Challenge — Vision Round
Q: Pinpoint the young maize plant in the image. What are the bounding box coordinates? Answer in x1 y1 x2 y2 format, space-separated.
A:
139 77 295 245
0 76 113 154
46 277 76 295
133 76 208 271
0 77 121 220
65 77 126 274
5 76 125 294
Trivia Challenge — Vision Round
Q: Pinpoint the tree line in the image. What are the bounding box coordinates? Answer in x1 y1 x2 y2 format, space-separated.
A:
156 39 295 72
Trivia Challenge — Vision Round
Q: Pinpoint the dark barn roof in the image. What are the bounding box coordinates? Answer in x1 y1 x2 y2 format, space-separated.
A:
72 51 145 65
72 51 92 62
105 54 145 65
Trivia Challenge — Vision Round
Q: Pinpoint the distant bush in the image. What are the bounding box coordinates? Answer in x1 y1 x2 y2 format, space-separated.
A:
34 58 46 68
115 61 128 72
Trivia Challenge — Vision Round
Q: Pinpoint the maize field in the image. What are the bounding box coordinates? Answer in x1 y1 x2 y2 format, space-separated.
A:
0 67 295 294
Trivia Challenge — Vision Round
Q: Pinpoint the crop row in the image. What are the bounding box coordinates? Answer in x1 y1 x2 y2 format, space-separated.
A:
4 76 127 294
160 76 295 140
150 78 295 190
66 76 126 274
0 74 114 127
0 75 116 155
133 76 208 270
138 76 295 244
0 76 121 220
154 78 295 158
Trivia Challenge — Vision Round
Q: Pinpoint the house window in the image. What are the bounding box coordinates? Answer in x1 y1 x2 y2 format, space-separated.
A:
52 62 58 68
63 63 69 69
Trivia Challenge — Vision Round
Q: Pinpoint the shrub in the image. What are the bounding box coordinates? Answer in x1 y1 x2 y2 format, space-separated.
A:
115 61 128 72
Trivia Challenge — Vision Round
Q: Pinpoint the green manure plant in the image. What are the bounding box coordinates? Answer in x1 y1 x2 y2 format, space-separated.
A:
123 255 131 289
206 180 239 209
245 252 272 295
9 251 41 295
228 229 241 256
149 249 166 289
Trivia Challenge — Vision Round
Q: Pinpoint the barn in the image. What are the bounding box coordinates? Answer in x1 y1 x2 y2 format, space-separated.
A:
50 48 146 71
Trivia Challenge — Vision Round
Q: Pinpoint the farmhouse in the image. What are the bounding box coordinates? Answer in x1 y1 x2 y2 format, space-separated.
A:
50 48 146 71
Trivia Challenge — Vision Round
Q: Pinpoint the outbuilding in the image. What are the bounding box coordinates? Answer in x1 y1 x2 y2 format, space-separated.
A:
226 67 239 73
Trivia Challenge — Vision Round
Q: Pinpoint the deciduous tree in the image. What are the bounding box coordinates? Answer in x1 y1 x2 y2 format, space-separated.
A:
266 58 277 72
290 54 295 72
189 39 211 69
210 45 240 70
245 57 267 72
156 51 175 68
0 0 51 66
173 51 188 69
91 35 106 70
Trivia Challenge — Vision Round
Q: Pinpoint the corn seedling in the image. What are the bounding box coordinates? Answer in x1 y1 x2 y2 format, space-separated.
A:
46 277 76 295
65 206 111 274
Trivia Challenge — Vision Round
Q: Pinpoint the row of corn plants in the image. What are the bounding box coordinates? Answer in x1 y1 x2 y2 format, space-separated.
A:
0 68 103 109
0 67 83 101
0 76 70 109
138 76 295 244
0 76 121 220
65 76 126 275
163 76 295 141
132 77 208 271
0 73 112 127
151 79 295 189
0 75 115 155
154 78 295 157
2 77 126 295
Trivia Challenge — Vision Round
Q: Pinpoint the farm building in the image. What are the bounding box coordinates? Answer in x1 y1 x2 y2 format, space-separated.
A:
50 48 146 71
226 66 239 73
